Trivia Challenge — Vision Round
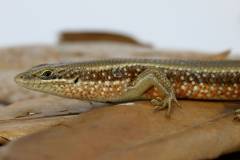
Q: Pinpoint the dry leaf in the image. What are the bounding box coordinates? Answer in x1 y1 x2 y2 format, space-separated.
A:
0 115 79 141
59 31 150 47
1 101 240 160
0 96 107 140
0 96 97 121
133 49 230 60
0 31 237 159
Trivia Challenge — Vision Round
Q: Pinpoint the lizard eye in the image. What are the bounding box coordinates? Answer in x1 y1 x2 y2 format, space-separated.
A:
41 70 52 79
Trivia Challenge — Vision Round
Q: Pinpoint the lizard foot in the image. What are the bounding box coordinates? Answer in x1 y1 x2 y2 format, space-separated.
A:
234 109 240 121
151 95 181 117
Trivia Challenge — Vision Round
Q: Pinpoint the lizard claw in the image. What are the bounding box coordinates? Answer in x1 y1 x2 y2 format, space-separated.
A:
151 94 181 117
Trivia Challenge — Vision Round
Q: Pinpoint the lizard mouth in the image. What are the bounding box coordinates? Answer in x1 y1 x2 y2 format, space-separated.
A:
15 73 30 85
15 73 28 86
14 73 41 89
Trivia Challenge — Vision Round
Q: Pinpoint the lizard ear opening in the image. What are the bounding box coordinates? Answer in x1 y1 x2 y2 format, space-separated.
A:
74 77 79 84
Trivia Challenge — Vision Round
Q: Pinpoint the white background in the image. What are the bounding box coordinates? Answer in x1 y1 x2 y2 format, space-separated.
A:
0 0 239 53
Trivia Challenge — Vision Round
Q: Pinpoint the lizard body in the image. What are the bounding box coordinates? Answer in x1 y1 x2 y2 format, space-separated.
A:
15 59 240 116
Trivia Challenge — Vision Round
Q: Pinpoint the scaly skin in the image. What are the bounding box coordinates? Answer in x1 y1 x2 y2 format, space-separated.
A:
15 59 240 117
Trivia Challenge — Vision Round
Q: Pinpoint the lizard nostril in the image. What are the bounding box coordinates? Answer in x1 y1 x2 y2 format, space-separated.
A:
15 74 25 80
17 74 25 79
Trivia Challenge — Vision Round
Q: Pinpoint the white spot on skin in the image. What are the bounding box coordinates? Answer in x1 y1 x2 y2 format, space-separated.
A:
94 84 99 89
207 93 211 97
89 81 95 85
121 102 135 106
121 80 127 85
103 87 108 92
113 81 120 85
105 81 110 86
210 86 215 91
187 90 192 96
195 73 201 79
193 86 199 92
181 85 186 90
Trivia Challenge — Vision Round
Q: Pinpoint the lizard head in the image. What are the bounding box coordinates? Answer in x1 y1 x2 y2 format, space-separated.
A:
14 63 77 97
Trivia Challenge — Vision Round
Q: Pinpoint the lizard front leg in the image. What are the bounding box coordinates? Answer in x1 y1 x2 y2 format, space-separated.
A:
234 109 240 121
120 68 180 116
